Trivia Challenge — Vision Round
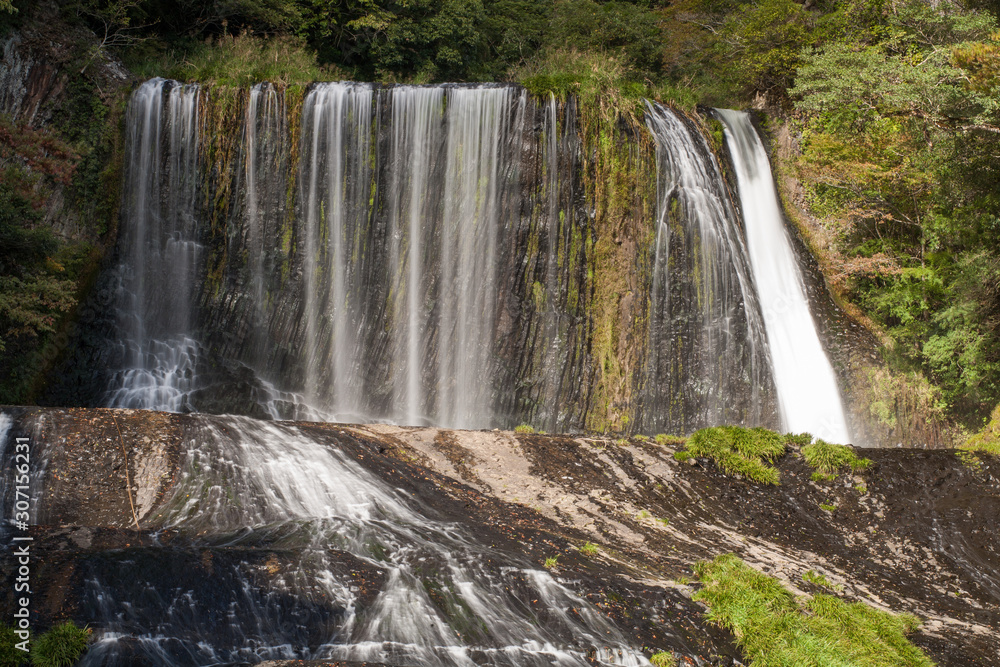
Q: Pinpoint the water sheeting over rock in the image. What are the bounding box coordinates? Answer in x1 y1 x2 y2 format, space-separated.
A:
70 80 839 436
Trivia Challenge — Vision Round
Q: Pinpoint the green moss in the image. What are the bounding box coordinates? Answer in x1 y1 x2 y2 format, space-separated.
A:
656 433 686 446
820 502 838 512
678 426 786 485
802 441 872 475
693 554 933 667
31 622 90 667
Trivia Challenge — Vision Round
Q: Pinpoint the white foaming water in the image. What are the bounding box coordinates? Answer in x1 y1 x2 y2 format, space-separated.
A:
81 416 649 665
715 109 851 443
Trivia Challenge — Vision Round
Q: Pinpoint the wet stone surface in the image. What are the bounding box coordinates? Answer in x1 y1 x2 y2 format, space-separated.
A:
1 408 998 665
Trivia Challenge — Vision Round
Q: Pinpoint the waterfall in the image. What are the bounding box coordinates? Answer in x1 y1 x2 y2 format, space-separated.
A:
83 80 862 435
106 78 201 411
77 415 649 666
715 109 850 443
434 86 516 428
244 82 284 366
643 102 775 434
299 82 374 420
386 86 446 426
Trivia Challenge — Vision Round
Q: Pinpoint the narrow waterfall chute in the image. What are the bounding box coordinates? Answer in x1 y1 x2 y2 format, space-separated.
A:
643 102 775 434
107 78 201 412
715 109 851 443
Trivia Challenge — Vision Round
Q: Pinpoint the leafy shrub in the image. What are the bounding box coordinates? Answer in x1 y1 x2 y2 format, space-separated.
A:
30 622 90 667
962 402 1000 455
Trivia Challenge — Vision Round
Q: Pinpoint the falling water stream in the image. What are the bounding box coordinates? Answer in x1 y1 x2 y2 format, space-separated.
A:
106 79 201 412
643 102 774 433
99 80 845 438
715 109 851 443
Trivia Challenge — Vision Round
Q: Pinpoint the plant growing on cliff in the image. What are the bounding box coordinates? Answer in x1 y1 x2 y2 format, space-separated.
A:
677 426 786 485
30 621 91 667
802 441 872 476
693 553 933 667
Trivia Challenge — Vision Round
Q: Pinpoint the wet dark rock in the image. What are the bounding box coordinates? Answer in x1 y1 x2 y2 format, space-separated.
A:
1 408 998 665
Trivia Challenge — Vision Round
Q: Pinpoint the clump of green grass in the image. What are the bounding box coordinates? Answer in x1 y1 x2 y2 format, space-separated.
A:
0 624 28 667
580 541 599 556
634 434 649 442
802 440 872 476
784 432 814 447
544 556 559 569
693 554 933 667
31 621 91 667
656 433 687 446
650 651 676 667
514 423 536 434
820 502 838 512
673 450 692 463
677 426 786 485
803 570 844 593
811 471 837 483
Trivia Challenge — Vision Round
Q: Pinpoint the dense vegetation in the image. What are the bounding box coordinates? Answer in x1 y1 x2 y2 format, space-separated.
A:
2 0 1000 436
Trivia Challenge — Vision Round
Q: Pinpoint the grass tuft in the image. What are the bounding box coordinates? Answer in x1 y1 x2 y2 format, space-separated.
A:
30 621 91 667
650 651 676 667
514 423 536 434
0 624 28 667
678 426 786 485
802 441 872 475
784 432 814 447
655 433 686 446
580 541 599 556
693 554 933 667
544 556 558 569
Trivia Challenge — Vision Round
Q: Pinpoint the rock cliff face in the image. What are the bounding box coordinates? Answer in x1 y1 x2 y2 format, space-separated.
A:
1 407 997 664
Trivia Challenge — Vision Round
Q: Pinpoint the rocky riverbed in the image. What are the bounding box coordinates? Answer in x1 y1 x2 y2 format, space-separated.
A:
1 407 997 665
